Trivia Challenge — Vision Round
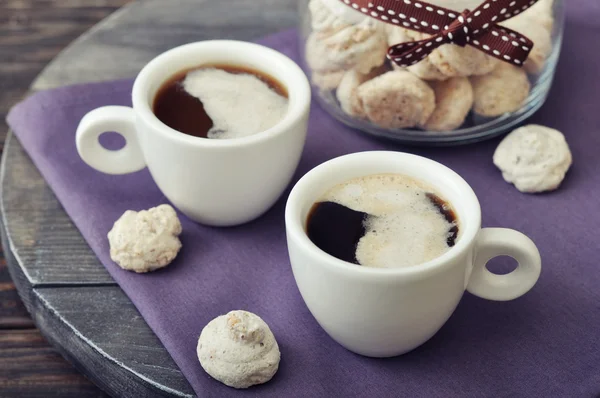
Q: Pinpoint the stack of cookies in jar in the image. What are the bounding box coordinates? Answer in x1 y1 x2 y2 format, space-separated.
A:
305 0 555 132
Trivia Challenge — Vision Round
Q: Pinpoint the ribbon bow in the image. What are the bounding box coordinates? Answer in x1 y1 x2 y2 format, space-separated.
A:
341 0 538 67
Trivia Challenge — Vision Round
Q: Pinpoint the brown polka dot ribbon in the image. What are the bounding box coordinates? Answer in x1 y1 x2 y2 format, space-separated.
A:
340 0 539 67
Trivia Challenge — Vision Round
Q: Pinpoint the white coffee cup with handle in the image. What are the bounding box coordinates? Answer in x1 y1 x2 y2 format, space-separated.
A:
76 40 311 226
285 151 541 357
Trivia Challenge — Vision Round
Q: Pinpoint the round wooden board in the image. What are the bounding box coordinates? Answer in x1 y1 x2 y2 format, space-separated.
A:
1 1 297 396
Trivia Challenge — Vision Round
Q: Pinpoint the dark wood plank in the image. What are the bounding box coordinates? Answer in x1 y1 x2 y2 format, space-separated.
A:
0 0 135 151
33 0 299 90
36 286 194 397
0 133 115 285
0 196 159 397
0 0 131 284
0 329 108 398
1 224 118 398
0 1 131 397
0 249 33 329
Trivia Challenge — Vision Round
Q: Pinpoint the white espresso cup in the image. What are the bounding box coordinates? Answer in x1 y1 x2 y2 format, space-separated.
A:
285 151 541 357
76 41 311 226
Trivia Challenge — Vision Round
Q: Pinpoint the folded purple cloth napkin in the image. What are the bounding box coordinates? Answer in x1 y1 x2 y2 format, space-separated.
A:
7 19 600 398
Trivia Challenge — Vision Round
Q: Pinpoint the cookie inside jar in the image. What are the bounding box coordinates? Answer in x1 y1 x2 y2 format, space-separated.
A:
300 0 562 143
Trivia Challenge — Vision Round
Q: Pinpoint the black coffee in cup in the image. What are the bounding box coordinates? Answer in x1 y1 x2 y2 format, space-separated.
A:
306 173 459 268
153 65 288 139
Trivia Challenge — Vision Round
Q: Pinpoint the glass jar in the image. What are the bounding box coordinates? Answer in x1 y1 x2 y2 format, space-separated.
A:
298 0 565 145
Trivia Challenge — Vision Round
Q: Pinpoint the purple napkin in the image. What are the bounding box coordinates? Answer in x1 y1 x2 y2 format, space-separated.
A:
7 10 600 397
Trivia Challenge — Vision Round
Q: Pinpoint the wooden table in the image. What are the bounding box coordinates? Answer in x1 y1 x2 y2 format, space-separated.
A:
0 2 130 396
0 0 297 396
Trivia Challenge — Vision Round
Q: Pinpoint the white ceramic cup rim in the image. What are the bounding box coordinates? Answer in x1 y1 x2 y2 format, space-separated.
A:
131 40 311 148
285 151 482 280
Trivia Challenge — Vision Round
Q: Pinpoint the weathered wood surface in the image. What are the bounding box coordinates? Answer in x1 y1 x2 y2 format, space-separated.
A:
0 0 135 151
1 133 113 285
0 330 107 397
33 0 300 91
1 1 132 396
1 0 298 396
0 252 33 330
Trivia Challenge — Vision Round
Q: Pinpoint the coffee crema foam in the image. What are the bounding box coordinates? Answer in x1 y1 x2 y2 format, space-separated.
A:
319 174 458 268
183 68 288 139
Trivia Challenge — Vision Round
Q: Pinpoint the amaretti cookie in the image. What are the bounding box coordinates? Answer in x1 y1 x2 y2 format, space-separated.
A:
471 63 531 117
336 66 386 118
305 21 388 75
309 0 351 34
423 77 473 132
386 27 448 81
428 44 499 78
523 0 554 31
501 17 553 74
357 70 435 129
317 0 368 25
312 69 346 91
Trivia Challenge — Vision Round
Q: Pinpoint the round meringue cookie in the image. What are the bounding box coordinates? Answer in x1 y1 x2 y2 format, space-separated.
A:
522 25 553 75
423 77 473 132
405 58 449 81
357 70 436 129
501 16 553 75
312 69 346 91
305 32 339 73
308 0 352 34
336 66 386 118
107 204 182 273
319 0 368 25
197 310 280 389
385 26 421 48
336 70 369 118
534 0 555 13
524 0 554 30
493 124 572 193
386 27 448 81
428 43 499 78
471 63 531 117
386 27 497 79
305 21 388 75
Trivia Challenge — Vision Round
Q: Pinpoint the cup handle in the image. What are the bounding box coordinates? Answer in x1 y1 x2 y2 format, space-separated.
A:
76 106 146 175
467 228 541 301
